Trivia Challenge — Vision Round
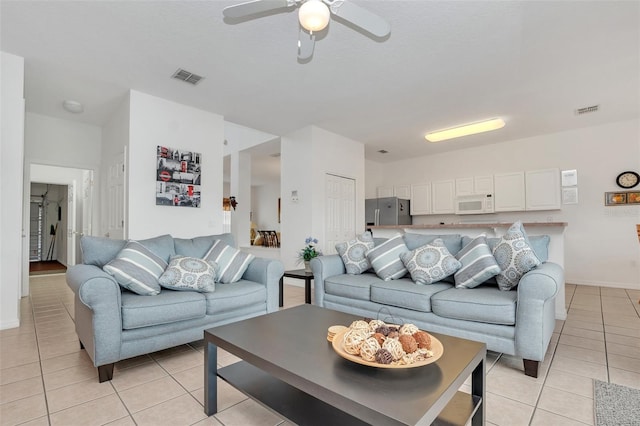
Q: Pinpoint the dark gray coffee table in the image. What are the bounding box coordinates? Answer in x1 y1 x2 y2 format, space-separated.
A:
204 304 485 425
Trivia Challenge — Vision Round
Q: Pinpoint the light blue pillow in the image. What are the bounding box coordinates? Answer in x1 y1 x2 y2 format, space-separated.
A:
174 233 236 258
335 232 375 275
454 235 501 288
366 234 409 281
468 234 550 263
400 238 461 285
204 240 254 284
403 233 463 256
103 241 167 295
492 222 541 291
158 255 217 292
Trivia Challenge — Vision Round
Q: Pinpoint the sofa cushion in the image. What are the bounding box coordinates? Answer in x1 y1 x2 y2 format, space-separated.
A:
431 287 517 325
204 240 255 284
403 233 463 256
174 233 236 257
121 290 206 329
463 234 550 263
492 222 541 291
203 280 267 314
400 239 461 285
366 234 410 281
80 236 127 267
454 235 501 289
138 234 176 263
103 241 167 296
370 279 452 313
335 232 375 275
324 273 381 301
158 256 217 292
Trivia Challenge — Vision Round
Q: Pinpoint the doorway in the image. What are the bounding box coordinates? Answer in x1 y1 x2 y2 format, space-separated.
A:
29 183 69 275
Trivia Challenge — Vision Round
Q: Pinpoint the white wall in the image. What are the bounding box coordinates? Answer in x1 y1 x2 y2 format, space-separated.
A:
1 51 25 329
127 90 224 239
281 126 365 270
365 119 640 288
251 183 281 231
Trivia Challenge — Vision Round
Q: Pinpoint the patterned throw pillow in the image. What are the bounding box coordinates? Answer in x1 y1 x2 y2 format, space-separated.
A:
454 235 501 289
158 256 217 292
492 222 541 291
335 232 375 275
400 238 461 285
103 241 167 295
204 240 255 284
366 234 410 281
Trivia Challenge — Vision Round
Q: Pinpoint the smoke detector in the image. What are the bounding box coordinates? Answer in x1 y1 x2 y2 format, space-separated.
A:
171 68 204 85
62 100 84 113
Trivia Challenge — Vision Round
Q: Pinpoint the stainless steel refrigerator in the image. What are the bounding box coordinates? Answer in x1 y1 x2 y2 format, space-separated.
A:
365 197 412 227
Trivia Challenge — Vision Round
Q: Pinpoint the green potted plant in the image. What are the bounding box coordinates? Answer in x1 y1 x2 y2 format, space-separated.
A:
298 237 322 272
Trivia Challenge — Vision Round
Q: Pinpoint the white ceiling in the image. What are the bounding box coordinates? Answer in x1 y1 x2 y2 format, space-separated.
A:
2 0 638 166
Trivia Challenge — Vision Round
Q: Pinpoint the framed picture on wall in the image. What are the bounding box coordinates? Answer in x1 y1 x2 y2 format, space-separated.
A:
156 146 202 207
604 192 627 206
627 192 640 204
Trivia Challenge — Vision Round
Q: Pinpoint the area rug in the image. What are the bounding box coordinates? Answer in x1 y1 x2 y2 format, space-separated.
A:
593 380 640 426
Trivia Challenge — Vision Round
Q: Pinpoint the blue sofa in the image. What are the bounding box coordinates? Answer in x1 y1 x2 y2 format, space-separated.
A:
310 233 563 377
66 233 284 382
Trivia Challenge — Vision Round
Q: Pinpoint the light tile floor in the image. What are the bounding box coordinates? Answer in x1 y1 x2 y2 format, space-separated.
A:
1 275 639 426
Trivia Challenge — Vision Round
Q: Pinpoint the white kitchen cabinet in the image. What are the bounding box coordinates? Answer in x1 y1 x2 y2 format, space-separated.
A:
377 185 410 198
410 183 431 215
526 168 561 210
377 186 394 198
455 175 494 196
394 185 411 199
431 179 456 214
494 172 526 212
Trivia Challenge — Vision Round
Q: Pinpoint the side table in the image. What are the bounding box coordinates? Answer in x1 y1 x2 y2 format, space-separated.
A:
279 269 313 306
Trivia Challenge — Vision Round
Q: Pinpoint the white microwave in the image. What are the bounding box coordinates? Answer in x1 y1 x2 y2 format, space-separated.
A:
455 194 494 215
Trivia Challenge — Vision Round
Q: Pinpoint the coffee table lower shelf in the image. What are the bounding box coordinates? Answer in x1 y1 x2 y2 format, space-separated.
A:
217 361 482 426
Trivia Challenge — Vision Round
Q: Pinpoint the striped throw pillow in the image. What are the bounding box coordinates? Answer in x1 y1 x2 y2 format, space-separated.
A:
366 234 409 281
204 240 255 284
103 241 167 295
454 235 501 289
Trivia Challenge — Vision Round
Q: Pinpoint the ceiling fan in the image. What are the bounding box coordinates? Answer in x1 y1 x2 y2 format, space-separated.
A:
223 0 391 60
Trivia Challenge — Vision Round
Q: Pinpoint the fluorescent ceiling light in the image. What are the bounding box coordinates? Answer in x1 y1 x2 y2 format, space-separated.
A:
425 118 505 142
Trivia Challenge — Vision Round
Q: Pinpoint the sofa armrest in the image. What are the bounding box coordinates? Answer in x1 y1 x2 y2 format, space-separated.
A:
66 265 124 366
310 255 346 307
515 262 563 361
242 257 284 313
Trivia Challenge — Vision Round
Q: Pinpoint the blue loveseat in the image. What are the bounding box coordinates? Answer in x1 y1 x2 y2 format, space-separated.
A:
310 233 563 377
66 233 284 382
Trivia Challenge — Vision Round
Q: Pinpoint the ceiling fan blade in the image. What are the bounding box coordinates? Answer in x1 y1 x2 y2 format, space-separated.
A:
327 0 391 38
223 0 292 19
298 28 316 60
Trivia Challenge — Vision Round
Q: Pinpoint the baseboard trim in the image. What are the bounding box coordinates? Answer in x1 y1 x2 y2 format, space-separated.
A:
0 319 20 330
566 279 640 290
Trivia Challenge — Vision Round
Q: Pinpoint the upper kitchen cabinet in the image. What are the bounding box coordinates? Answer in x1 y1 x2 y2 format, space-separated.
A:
377 185 411 199
410 183 431 215
455 175 494 196
494 172 526 212
431 179 456 214
526 168 561 210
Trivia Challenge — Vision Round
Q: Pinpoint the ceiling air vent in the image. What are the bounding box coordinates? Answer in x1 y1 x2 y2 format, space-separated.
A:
171 68 204 85
575 105 599 115
378 149 389 154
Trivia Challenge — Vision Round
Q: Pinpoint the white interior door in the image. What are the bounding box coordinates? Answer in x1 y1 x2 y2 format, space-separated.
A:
66 183 76 266
325 174 356 255
107 151 126 239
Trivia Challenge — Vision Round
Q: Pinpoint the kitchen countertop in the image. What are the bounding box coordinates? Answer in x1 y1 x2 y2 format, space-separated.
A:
370 222 567 230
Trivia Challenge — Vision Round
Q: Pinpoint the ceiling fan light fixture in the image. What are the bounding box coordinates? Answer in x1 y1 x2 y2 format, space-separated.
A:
299 0 330 32
425 118 506 142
